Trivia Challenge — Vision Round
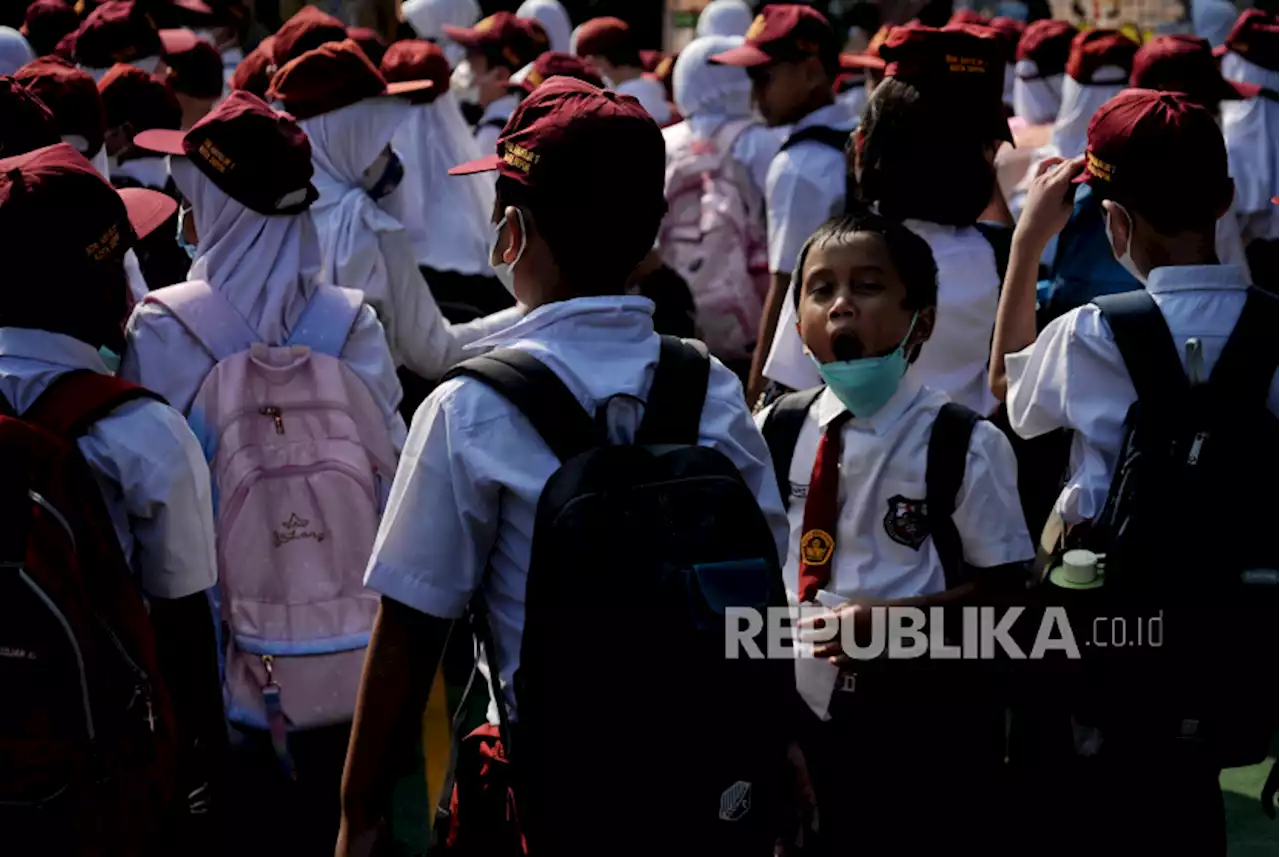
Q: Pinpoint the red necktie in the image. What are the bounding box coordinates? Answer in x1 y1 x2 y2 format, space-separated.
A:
797 412 851 603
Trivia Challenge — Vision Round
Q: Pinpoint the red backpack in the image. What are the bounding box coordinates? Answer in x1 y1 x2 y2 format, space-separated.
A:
0 370 179 856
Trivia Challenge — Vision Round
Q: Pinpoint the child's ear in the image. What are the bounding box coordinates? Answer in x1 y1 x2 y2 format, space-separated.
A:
906 306 936 363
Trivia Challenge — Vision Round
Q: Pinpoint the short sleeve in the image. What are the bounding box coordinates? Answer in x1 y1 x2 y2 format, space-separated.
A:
362 379 502 618
120 301 216 417
766 157 839 275
951 420 1035 569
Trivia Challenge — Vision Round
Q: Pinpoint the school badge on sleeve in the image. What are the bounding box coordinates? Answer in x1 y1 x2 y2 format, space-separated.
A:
883 496 929 550
800 529 835 566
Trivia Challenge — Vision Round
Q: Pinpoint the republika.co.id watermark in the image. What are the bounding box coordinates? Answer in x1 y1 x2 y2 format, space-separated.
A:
725 606 1165 661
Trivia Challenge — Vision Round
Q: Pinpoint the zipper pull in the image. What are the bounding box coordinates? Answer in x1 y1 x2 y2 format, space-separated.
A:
145 697 156 733
1185 338 1204 386
260 406 285 435
1188 431 1208 465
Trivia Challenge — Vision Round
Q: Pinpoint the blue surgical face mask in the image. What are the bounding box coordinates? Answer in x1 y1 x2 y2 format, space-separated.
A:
366 150 404 200
176 205 197 261
813 312 919 418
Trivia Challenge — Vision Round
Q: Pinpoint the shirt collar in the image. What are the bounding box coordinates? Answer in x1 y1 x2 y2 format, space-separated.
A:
481 93 520 125
792 100 858 133
0 327 110 373
815 372 924 436
466 295 656 351
1145 264 1252 295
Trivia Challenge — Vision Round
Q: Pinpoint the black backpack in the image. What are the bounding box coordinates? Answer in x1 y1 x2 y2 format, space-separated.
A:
778 126 853 216
440 336 792 857
1082 287 1278 765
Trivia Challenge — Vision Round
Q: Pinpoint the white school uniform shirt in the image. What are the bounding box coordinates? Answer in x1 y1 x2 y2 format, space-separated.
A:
1005 263 1279 527
766 100 858 276
475 93 519 158
754 376 1032 718
615 75 672 125
363 295 790 721
764 219 1002 415
0 328 218 601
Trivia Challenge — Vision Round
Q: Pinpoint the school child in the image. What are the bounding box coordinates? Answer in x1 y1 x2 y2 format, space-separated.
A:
378 39 511 323
267 40 523 397
65 0 164 82
709 4 858 405
270 4 348 67
0 141 225 857
764 24 1012 418
442 11 548 153
1217 9 1279 288
516 0 572 53
159 28 226 129
1050 29 1138 159
989 89 1277 855
337 77 790 857
698 0 754 38
399 0 480 69
760 212 1033 855
573 16 672 124
98 63 183 192
120 90 407 857
19 0 78 58
661 34 782 377
14 55 111 176
509 49 603 93
228 35 274 97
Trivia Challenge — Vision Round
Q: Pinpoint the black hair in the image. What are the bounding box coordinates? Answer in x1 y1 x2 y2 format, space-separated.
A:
592 44 644 70
1090 180 1228 237
495 174 664 297
792 211 939 312
856 77 997 227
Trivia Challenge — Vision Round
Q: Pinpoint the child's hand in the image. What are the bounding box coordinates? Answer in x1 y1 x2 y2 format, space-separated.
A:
797 598 876 664
1013 156 1086 253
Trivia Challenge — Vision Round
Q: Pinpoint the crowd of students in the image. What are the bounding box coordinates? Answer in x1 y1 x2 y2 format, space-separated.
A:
0 0 1276 855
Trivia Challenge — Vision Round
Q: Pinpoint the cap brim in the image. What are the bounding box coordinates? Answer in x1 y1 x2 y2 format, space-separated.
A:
708 44 774 68
118 187 179 240
160 28 200 55
840 52 885 71
1221 77 1263 99
386 79 434 98
133 128 188 155
1212 43 1229 58
441 23 486 47
173 0 214 14
448 153 503 175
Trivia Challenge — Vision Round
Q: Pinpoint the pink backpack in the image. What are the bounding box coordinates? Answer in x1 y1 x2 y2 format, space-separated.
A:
143 282 397 755
659 119 770 363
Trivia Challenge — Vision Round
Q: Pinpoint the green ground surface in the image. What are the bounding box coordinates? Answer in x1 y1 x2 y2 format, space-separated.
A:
1223 757 1277 856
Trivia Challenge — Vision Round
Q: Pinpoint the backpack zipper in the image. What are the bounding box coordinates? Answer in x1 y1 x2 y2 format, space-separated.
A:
17 569 96 741
1187 432 1208 466
97 617 155 733
260 406 285 435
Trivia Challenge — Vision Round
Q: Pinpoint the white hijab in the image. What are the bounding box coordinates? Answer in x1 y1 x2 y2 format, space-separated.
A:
382 90 494 275
0 27 35 75
401 0 480 68
674 35 753 135
1050 67 1128 159
696 0 754 38
302 98 412 312
170 156 322 344
516 0 572 53
1013 60 1064 125
1221 52 1279 226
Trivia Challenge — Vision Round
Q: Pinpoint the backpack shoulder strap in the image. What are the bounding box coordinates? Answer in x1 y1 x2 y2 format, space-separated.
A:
711 117 757 154
926 402 981 587
24 370 168 439
440 348 600 463
634 336 710 446
1208 286 1279 405
974 221 1014 283
1092 289 1190 410
779 125 850 155
142 280 260 361
761 387 825 512
286 285 365 358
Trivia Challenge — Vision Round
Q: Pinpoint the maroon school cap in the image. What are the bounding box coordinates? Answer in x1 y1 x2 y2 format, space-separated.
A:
71 0 162 68
14 56 108 157
1016 19 1076 78
1076 89 1232 222
880 24 1012 142
1131 35 1261 107
986 17 1024 61
1065 29 1138 84
21 0 79 57
159 29 224 98
443 12 548 71
380 38 450 102
117 186 177 239
1214 9 1278 70
0 77 61 158
514 51 603 94
709 4 836 69
948 8 989 27
840 23 892 71
272 5 346 67
229 35 274 97
348 26 388 66
98 63 181 135
572 16 635 57
134 90 319 215
267 38 432 120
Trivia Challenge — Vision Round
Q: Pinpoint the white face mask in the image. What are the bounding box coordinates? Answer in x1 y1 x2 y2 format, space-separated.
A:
1105 203 1147 286
451 59 480 105
490 209 526 295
